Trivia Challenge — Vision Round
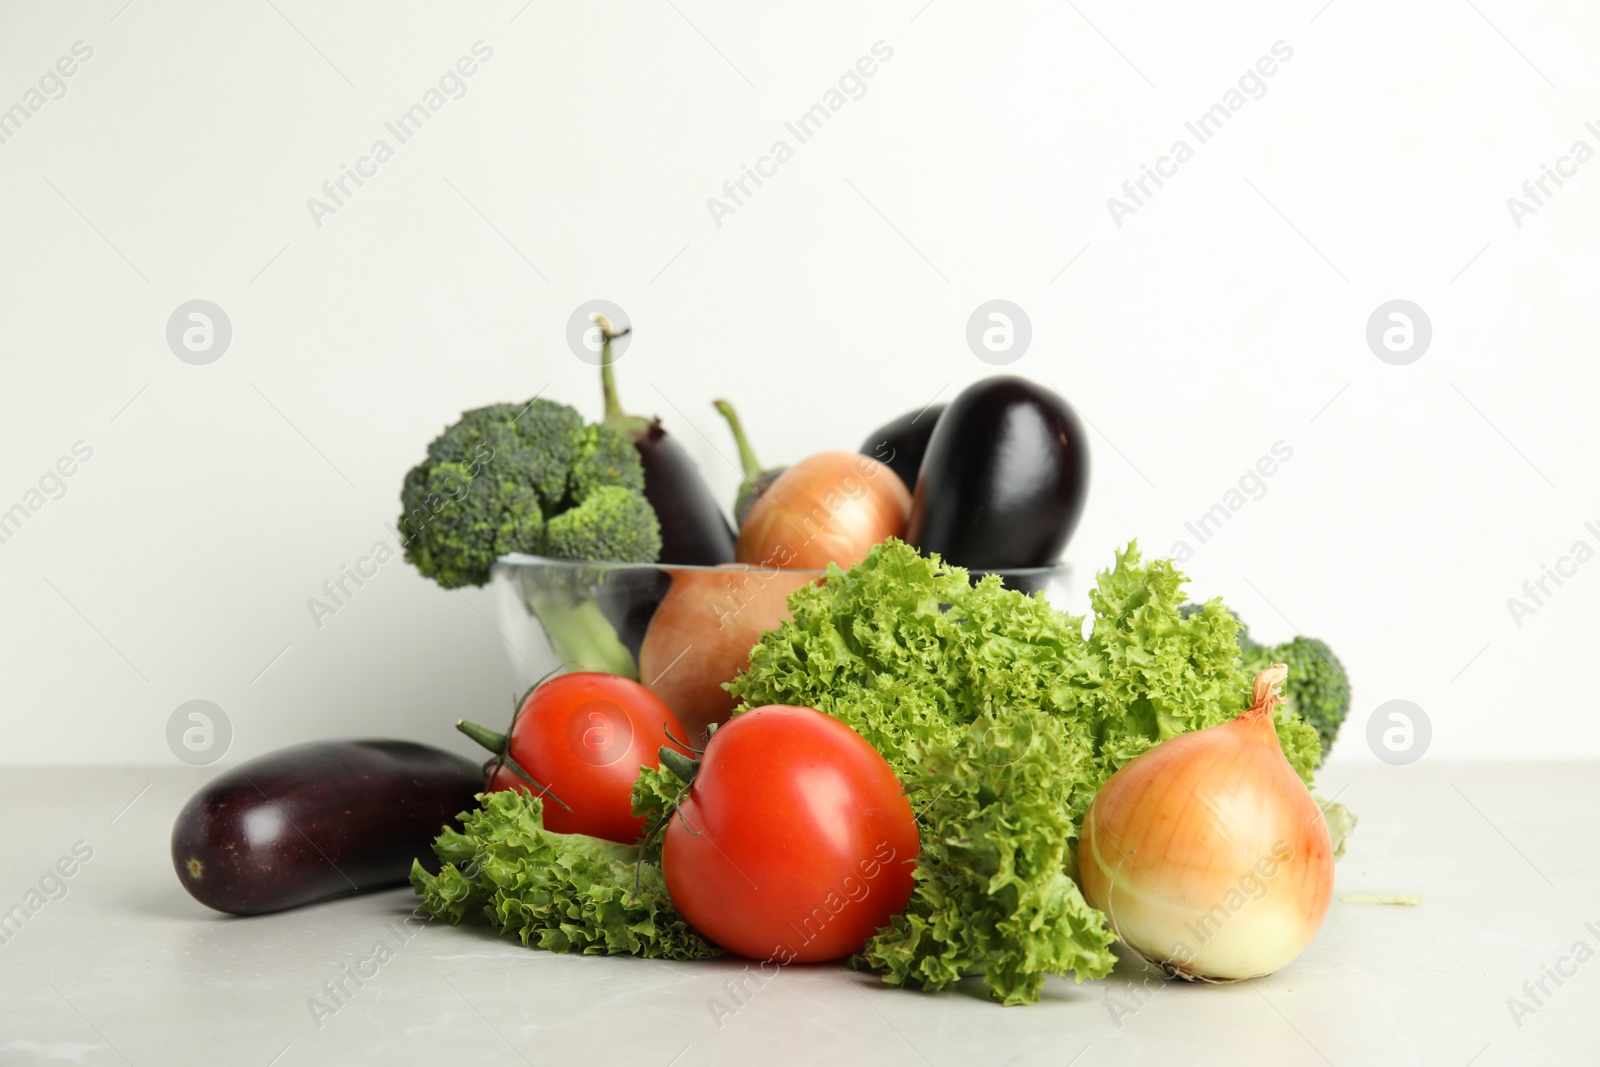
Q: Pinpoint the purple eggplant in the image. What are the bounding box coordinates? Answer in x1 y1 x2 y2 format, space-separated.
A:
860 403 946 493
906 377 1088 569
172 740 479 915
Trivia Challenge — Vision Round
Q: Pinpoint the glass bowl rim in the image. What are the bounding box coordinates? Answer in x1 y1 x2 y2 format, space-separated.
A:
493 552 1071 578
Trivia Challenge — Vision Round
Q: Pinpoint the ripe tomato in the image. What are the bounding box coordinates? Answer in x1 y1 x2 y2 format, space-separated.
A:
661 705 918 963
484 672 688 844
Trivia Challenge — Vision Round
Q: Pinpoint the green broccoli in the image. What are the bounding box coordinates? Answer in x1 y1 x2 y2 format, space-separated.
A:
399 399 658 586
544 485 662 562
570 423 646 501
399 462 543 590
1243 635 1350 756
398 397 662 678
420 400 581 513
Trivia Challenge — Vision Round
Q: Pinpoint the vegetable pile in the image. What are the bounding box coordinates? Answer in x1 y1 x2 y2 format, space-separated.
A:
171 325 1363 1014
411 538 1338 1004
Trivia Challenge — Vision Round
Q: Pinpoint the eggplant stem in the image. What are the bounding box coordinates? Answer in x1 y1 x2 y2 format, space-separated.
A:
713 399 763 480
595 314 632 422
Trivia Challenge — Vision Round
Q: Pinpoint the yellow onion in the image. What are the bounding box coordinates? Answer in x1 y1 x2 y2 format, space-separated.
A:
638 564 815 745
1078 665 1334 980
735 452 910 571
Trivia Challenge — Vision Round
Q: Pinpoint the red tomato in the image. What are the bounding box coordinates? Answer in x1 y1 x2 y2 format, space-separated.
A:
662 705 918 963
484 672 688 844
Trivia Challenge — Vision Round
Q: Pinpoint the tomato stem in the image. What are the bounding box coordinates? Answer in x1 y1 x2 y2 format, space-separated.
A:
659 746 699 787
456 719 507 754
634 723 718 891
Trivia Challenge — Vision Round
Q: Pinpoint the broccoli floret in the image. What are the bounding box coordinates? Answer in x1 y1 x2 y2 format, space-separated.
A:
399 462 543 589
399 398 652 588
570 423 646 501
1243 636 1350 756
543 485 662 563
421 401 582 514
1235 616 1260 655
399 397 660 678
422 402 520 465
510 399 588 509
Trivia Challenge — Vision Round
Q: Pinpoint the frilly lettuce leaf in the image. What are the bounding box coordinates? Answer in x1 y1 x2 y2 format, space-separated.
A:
628 763 686 865
856 711 1117 1005
410 790 719 960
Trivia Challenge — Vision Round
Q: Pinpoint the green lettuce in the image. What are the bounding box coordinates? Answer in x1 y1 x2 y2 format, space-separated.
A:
415 539 1326 1003
728 538 1320 1004
629 763 686 865
410 790 719 960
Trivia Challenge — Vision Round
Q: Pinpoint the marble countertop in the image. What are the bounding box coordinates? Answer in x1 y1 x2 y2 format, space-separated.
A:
0 761 1594 1066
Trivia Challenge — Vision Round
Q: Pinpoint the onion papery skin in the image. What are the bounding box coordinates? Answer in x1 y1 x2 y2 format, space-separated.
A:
1078 697 1334 980
735 452 911 571
639 564 815 744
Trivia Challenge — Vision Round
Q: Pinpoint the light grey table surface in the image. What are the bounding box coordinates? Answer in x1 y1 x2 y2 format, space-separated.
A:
0 762 1593 1067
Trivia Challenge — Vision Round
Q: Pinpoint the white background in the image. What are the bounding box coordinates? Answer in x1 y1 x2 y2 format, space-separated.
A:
1 0 1593 765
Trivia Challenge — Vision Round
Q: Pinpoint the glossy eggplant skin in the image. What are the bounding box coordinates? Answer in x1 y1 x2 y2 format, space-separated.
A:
636 420 737 565
172 740 479 916
905 378 1088 569
859 404 945 493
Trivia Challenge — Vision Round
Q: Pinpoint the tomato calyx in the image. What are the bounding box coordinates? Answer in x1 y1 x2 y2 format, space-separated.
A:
633 722 721 892
457 681 572 812
656 721 717 790
652 716 723 793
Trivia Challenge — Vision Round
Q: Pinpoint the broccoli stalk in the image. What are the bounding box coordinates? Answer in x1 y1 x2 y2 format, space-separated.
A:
515 573 638 679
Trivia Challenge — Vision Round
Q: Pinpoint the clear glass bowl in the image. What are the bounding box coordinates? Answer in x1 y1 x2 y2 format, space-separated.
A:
489 553 1073 689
